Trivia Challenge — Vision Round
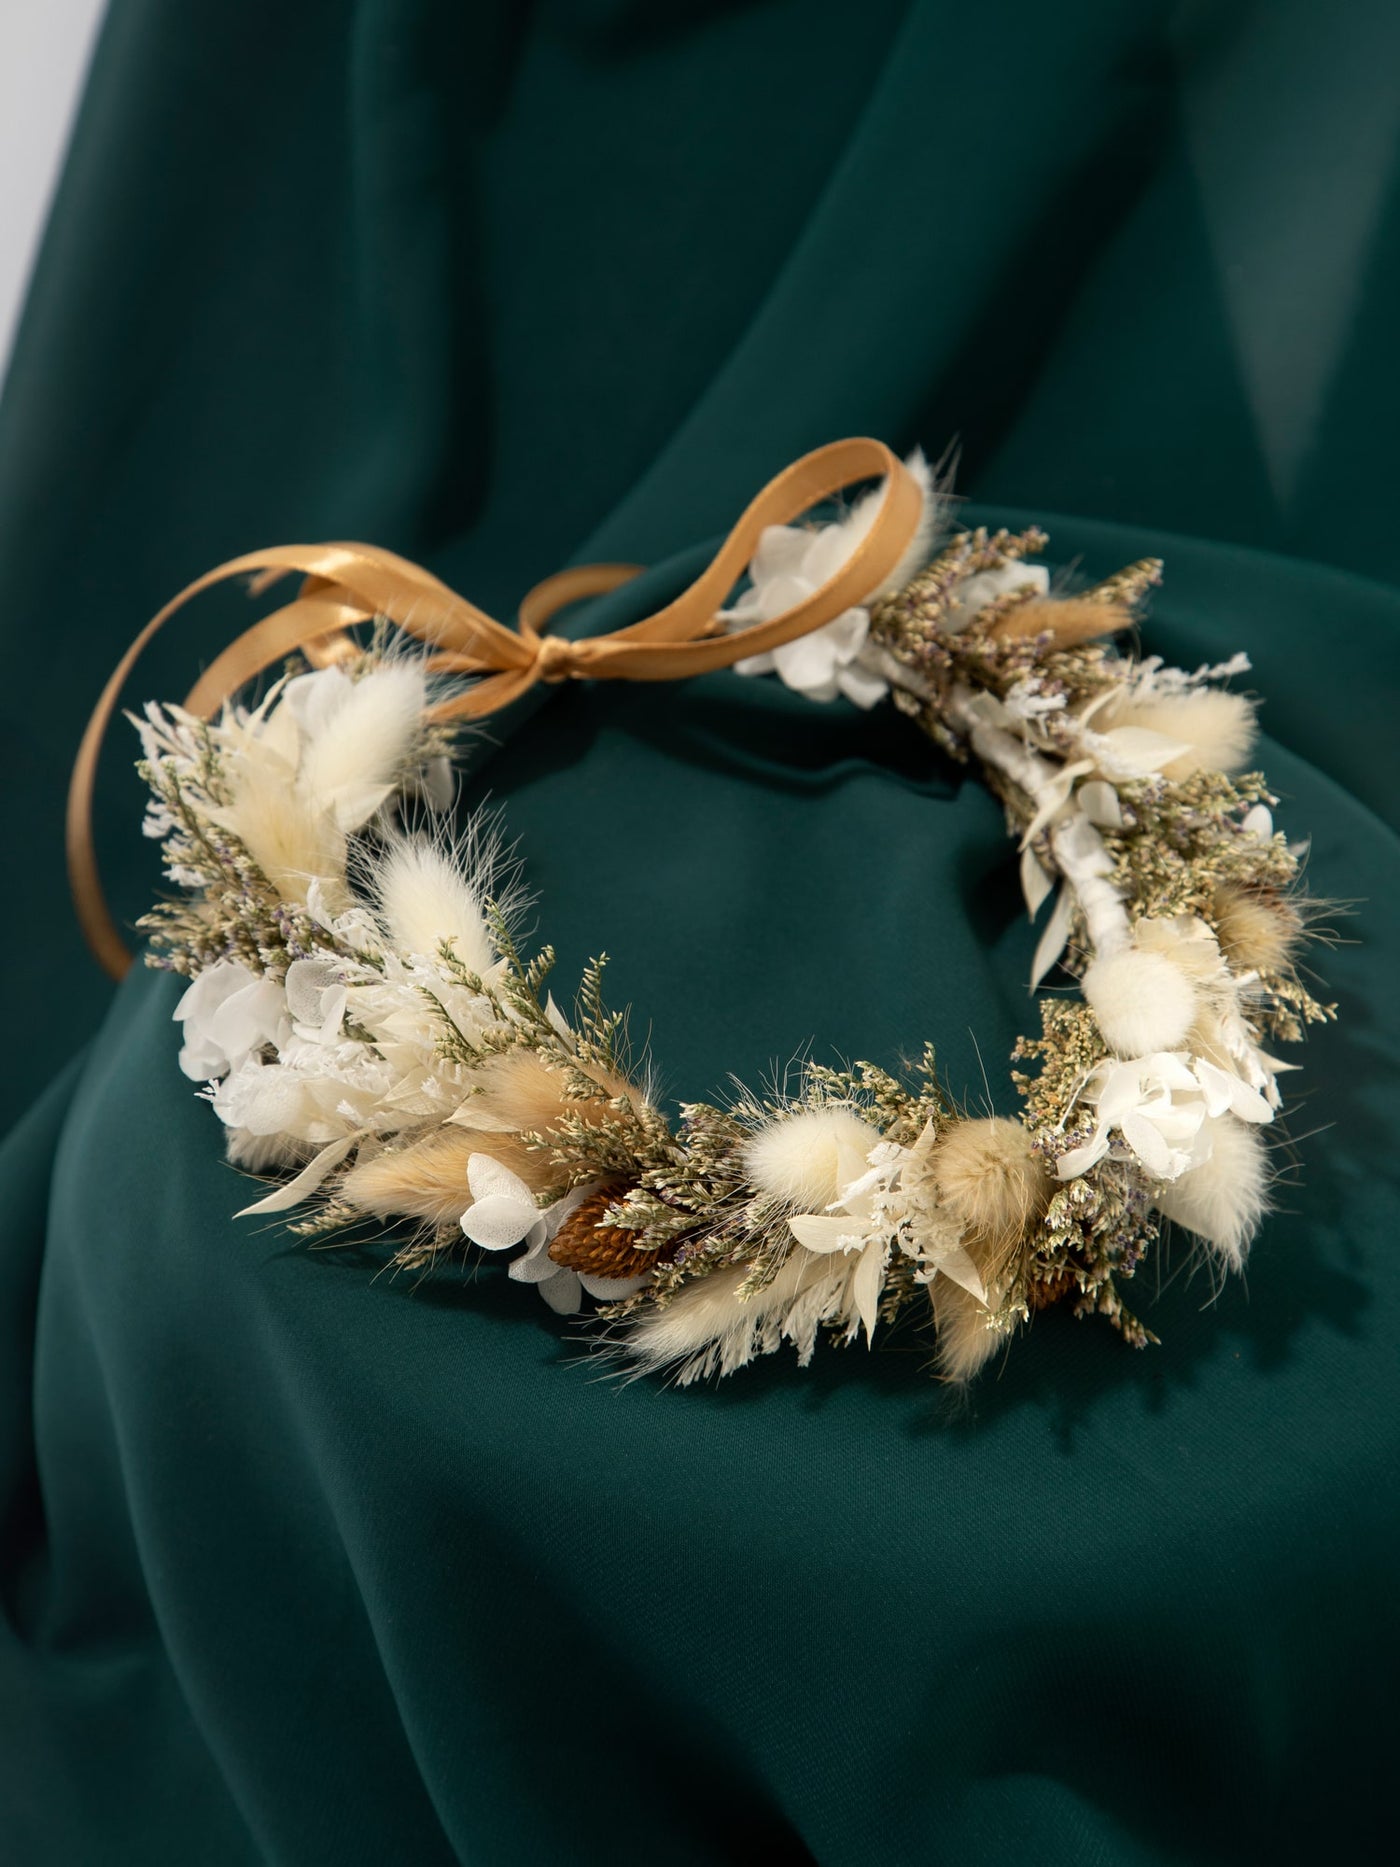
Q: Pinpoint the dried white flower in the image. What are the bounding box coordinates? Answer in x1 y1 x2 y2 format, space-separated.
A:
723 450 938 707
943 559 1049 631
789 1137 985 1345
1057 1048 1273 1185
174 960 289 1082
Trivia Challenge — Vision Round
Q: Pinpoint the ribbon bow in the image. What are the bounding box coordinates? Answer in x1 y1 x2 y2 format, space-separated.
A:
70 437 923 978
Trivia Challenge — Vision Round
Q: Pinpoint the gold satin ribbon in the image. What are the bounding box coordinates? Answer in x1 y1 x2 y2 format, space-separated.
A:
70 436 921 980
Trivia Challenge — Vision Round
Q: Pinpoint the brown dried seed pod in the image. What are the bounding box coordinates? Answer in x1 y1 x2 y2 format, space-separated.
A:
549 1183 666 1281
1027 1266 1078 1311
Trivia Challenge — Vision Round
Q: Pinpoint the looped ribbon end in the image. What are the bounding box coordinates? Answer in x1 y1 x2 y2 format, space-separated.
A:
70 437 922 980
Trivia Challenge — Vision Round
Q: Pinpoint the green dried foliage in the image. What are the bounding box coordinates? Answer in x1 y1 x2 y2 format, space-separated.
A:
868 530 1161 737
1107 772 1290 912
1006 1002 1162 1342
137 760 319 977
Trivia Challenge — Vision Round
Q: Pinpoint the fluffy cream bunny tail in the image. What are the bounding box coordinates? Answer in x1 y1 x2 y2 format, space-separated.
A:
298 662 428 831
1152 1117 1271 1272
1211 884 1304 972
742 1106 881 1211
881 449 944 595
1098 687 1257 779
215 762 349 910
834 447 944 601
925 1118 1047 1382
372 835 496 972
932 1278 1010 1383
929 1118 1049 1271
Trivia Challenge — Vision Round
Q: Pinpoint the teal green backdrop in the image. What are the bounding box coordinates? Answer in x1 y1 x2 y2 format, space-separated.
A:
2 3 1397 1861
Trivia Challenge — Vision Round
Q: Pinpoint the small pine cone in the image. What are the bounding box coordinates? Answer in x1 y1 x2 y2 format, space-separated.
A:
549 1183 661 1281
1027 1266 1078 1311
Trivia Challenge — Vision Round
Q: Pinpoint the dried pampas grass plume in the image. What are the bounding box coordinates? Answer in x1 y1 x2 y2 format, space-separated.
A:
624 1265 764 1383
216 763 349 911
297 662 428 829
341 1052 659 1219
470 1049 650 1136
344 1052 658 1223
205 662 437 915
623 1251 848 1385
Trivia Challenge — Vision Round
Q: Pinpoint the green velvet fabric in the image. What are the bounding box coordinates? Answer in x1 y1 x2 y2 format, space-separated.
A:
3 3 1398 1861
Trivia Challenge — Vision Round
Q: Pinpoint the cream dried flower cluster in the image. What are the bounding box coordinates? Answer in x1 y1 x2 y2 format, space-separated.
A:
133 476 1333 1384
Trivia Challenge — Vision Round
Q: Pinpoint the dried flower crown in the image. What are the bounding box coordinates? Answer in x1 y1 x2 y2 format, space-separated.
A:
71 439 1334 1384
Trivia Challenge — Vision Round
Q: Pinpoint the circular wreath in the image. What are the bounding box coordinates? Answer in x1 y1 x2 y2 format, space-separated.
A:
86 440 1332 1384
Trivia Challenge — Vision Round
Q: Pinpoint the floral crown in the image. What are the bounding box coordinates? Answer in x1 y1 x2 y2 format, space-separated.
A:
70 439 1334 1384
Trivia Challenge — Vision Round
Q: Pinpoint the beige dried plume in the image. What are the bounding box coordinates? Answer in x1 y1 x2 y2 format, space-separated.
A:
1211 884 1304 973
1153 1115 1270 1271
989 597 1134 649
341 1127 553 1225
931 1118 1049 1272
340 1050 652 1225
927 1117 1050 1381
623 1252 853 1385
216 763 350 912
467 1049 647 1134
931 1279 1005 1385
374 836 496 972
1095 686 1257 779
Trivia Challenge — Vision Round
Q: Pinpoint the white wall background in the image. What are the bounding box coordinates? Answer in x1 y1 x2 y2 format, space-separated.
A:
0 1 107 388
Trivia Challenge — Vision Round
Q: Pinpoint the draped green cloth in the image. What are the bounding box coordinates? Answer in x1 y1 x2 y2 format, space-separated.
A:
3 3 1398 1861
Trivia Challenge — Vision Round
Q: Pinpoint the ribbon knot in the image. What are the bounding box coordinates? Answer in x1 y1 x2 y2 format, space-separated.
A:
531 632 588 684
69 437 923 979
